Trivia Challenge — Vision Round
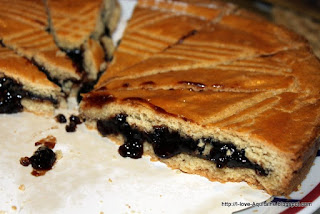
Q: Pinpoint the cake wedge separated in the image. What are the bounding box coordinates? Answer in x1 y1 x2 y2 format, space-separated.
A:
45 0 120 81
0 46 63 114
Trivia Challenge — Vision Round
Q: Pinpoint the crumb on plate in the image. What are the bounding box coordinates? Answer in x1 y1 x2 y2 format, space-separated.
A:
18 184 25 191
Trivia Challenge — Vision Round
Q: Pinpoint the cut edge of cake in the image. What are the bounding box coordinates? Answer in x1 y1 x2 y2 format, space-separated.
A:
0 46 64 115
79 89 320 196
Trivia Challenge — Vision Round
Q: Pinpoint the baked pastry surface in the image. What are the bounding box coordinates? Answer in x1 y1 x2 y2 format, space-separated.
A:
0 0 120 113
45 0 120 81
80 0 320 195
0 0 81 93
96 0 235 87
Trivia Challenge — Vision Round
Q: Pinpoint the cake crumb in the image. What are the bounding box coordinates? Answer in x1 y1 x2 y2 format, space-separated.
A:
252 210 258 213
0 211 7 214
51 125 58 130
108 178 113 183
56 150 63 160
297 184 302 191
100 212 104 214
18 184 25 191
56 50 66 57
160 195 162 197
126 204 131 209
11 206 17 210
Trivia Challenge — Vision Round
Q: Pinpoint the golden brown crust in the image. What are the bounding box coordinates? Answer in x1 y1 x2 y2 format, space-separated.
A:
0 46 62 114
81 0 320 196
96 0 233 88
45 0 120 82
46 0 103 50
0 0 121 95
83 39 107 80
0 0 81 82
0 47 61 98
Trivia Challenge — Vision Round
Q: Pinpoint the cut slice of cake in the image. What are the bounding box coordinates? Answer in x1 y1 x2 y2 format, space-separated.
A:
45 0 120 97
0 0 120 98
0 0 81 94
45 0 118 50
99 17 305 86
96 0 236 88
0 46 62 114
80 0 320 196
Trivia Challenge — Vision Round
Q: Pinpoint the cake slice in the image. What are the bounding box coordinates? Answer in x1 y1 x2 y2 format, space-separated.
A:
96 0 235 88
80 1 320 196
0 0 81 94
45 0 120 97
45 0 118 50
99 15 305 85
0 46 62 114
0 0 121 96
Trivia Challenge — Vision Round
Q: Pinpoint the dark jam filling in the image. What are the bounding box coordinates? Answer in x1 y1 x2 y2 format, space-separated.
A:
97 114 269 176
29 146 56 170
77 70 104 102
20 146 56 174
74 27 112 101
64 48 84 74
104 26 111 38
65 115 83 132
0 77 58 114
55 114 67 123
0 77 24 113
20 136 57 176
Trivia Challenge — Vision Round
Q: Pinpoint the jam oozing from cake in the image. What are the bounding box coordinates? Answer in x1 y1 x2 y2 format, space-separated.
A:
77 71 104 102
77 80 96 102
0 76 58 113
0 77 25 113
64 48 84 73
97 114 144 159
97 114 269 176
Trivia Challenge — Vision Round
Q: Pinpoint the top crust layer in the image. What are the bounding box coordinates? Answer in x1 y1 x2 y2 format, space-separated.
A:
0 46 61 99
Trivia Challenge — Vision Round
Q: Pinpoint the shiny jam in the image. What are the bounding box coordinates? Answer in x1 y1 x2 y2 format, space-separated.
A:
97 114 268 176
